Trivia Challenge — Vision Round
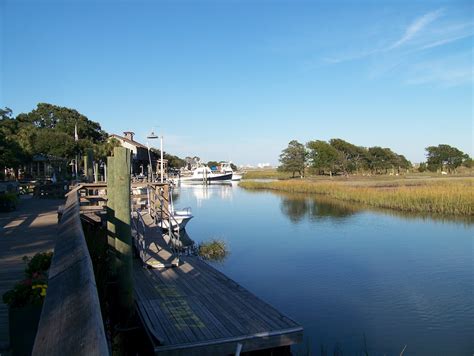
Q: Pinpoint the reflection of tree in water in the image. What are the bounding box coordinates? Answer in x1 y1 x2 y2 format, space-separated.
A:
280 197 310 223
308 199 356 221
279 192 357 224
277 190 473 225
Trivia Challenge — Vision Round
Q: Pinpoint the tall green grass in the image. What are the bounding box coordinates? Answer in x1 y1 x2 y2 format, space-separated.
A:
242 169 293 180
239 178 473 216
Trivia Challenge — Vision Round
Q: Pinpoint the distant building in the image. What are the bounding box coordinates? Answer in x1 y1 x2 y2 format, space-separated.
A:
109 131 167 176
21 154 67 180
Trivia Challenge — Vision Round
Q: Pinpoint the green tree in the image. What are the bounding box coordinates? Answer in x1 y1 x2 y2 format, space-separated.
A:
150 148 186 169
94 137 121 162
278 140 306 177
426 144 467 173
306 140 341 176
165 153 186 169
16 103 106 144
0 107 29 173
367 147 397 174
329 138 368 174
462 156 473 168
207 161 220 168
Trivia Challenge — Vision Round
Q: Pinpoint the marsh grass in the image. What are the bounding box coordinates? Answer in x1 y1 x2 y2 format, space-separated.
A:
239 178 473 216
242 169 293 180
198 239 229 262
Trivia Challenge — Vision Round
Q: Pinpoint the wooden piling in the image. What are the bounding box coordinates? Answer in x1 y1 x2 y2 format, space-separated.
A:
87 149 94 182
94 162 99 183
112 147 133 317
106 156 116 278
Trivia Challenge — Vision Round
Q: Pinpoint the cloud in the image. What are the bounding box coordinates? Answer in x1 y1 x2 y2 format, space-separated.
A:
403 51 473 87
418 33 473 50
388 9 444 49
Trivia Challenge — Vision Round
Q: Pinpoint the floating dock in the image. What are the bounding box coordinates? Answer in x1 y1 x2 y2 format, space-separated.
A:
133 256 303 355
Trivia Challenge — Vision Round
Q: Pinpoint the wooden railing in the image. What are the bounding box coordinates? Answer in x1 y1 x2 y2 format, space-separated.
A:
32 190 109 356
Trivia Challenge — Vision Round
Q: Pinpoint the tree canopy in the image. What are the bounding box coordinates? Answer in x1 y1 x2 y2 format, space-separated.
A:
426 144 469 172
1 104 115 179
306 140 342 176
278 140 306 177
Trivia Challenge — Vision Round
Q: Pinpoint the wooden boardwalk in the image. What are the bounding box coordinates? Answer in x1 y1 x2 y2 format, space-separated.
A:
0 197 63 351
134 212 180 268
133 255 303 355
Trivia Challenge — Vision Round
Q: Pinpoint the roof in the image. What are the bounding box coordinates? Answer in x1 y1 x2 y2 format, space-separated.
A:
109 134 148 149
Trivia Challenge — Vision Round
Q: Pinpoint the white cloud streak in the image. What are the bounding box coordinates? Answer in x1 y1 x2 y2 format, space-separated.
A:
388 8 444 49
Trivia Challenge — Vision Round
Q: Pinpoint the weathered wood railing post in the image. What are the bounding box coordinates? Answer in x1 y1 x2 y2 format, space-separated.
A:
106 156 116 279
111 147 133 318
83 149 94 182
94 162 99 183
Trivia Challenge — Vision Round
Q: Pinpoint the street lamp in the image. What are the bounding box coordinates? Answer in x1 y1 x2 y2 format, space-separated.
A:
147 131 158 181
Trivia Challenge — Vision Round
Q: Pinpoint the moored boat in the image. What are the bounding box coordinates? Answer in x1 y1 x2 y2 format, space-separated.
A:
179 166 233 182
219 162 242 181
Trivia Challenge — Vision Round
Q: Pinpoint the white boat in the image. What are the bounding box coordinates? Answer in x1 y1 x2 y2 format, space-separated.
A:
157 186 193 231
179 166 233 182
158 207 193 231
219 162 242 181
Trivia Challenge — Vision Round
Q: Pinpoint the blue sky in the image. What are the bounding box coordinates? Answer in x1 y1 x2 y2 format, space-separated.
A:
1 0 472 165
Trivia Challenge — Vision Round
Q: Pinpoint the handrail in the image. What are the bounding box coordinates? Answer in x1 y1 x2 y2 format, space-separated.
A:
131 208 147 262
158 194 182 257
32 191 109 356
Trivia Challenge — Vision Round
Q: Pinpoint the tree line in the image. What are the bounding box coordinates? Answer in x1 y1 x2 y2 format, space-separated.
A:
0 103 186 179
279 139 471 177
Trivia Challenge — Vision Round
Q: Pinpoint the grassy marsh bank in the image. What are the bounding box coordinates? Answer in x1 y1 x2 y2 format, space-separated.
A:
239 177 473 216
242 169 293 180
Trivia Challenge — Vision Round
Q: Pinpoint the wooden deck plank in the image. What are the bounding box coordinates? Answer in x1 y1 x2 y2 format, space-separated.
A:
158 264 265 335
188 257 298 330
0 197 63 351
133 253 303 355
165 257 292 332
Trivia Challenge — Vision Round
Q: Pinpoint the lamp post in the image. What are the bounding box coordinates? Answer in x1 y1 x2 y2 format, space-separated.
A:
160 134 164 183
147 131 158 181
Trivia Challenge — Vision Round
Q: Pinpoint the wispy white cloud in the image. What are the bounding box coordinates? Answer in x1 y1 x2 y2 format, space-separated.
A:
320 8 474 86
418 32 472 50
388 8 444 49
403 51 473 87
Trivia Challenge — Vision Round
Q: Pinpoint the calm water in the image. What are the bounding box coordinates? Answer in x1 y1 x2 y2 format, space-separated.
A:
174 182 473 355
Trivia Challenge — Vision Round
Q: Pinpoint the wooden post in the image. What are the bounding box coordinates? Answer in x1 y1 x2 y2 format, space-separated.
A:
83 156 88 181
85 149 94 182
94 163 99 183
106 156 116 279
112 147 133 317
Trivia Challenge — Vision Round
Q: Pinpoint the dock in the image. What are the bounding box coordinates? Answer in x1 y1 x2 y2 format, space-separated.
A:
134 256 303 355
3 174 302 355
127 184 303 354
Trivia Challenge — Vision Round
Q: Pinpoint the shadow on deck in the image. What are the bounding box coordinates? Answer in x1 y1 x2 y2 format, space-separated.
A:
133 254 303 355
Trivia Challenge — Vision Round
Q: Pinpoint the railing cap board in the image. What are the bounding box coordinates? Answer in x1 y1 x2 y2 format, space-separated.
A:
32 193 109 356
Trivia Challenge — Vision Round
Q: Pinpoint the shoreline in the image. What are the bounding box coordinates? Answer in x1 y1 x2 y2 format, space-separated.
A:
239 177 473 216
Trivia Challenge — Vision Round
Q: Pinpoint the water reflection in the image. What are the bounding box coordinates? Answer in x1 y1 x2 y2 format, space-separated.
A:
276 191 473 226
177 182 234 207
279 193 358 224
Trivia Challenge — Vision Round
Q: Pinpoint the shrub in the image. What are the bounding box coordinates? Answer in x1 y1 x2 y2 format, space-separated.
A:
0 192 18 211
2 251 53 307
198 239 229 262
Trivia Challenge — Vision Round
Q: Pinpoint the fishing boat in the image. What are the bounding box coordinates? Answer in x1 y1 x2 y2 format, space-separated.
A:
179 166 232 183
219 162 243 181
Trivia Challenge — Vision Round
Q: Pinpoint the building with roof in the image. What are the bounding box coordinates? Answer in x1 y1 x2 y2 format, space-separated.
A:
109 131 167 177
